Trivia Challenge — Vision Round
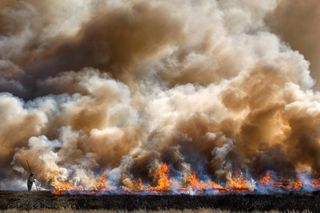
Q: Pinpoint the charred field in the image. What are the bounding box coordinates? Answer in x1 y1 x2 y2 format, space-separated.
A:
0 191 320 212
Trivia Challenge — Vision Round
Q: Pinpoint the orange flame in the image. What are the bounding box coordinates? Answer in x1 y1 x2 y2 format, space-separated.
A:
186 172 207 190
226 174 253 192
258 172 303 190
259 172 273 186
150 164 170 191
50 168 320 194
51 174 108 194
93 175 107 191
292 180 303 190
51 177 73 195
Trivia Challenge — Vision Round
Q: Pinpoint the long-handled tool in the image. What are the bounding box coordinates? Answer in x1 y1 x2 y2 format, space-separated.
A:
26 160 32 174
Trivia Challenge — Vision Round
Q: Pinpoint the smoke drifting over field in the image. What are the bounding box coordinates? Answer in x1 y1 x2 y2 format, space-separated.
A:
1 0 320 191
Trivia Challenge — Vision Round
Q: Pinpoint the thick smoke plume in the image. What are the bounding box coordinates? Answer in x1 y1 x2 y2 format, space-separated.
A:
268 0 320 88
0 0 320 190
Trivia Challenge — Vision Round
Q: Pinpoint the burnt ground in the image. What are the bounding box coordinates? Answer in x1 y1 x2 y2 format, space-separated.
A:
0 191 320 211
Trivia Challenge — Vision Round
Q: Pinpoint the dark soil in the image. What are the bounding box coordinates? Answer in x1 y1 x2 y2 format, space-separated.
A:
0 191 319 211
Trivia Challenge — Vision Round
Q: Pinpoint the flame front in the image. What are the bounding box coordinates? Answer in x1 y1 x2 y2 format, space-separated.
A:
51 174 109 195
152 164 170 191
226 174 254 192
50 164 320 195
185 172 207 191
51 177 74 195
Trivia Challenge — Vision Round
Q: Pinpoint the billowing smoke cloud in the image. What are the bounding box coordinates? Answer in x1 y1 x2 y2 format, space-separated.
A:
268 0 320 88
0 0 319 190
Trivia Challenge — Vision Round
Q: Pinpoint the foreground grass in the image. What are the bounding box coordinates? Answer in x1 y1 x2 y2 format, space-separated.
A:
0 210 313 213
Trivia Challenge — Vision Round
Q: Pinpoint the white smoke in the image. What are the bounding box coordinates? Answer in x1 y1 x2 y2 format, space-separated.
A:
0 0 319 190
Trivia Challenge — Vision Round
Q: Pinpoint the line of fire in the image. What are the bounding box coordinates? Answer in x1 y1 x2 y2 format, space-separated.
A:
26 163 320 195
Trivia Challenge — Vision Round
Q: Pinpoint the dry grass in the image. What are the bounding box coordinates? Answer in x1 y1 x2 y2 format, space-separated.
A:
0 209 314 213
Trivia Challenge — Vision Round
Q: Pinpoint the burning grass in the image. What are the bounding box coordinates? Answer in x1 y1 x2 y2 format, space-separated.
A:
50 164 320 195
